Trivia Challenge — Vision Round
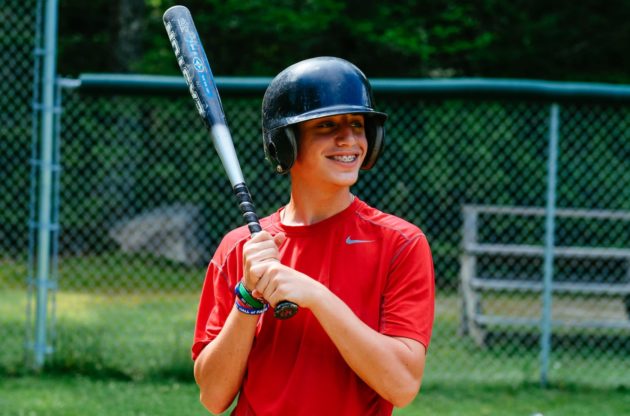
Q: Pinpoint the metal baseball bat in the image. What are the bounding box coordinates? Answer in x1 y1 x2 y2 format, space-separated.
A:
162 5 298 320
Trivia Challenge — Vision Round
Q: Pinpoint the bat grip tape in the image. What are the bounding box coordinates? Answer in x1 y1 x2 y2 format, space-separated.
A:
232 183 298 319
233 183 262 234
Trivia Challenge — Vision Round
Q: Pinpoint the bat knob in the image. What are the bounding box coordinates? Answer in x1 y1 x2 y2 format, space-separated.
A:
274 301 298 319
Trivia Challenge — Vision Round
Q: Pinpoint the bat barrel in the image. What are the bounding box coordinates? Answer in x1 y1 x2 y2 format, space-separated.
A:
163 5 226 132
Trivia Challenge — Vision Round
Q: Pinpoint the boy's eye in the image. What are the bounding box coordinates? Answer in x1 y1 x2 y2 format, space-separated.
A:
312 117 364 130
317 121 336 128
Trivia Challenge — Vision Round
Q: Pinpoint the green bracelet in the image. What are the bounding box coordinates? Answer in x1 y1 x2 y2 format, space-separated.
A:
235 282 265 309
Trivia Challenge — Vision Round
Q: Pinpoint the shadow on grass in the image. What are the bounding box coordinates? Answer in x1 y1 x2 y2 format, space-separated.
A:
40 323 195 383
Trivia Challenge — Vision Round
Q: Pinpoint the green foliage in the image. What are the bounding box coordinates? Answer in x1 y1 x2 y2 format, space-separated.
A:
56 0 630 82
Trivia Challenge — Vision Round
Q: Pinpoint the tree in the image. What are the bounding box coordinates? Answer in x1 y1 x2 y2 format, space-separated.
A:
56 0 630 83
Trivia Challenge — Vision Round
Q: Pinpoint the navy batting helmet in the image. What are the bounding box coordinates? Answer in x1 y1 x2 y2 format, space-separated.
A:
262 57 387 173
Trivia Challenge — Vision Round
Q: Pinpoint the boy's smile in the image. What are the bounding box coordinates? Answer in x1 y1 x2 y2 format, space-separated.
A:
292 114 367 189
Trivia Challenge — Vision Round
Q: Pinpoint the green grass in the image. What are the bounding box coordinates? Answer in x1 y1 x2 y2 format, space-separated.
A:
3 282 629 385
2 253 629 414
0 375 206 416
1 375 628 416
0 253 204 292
0 289 198 380
398 383 630 416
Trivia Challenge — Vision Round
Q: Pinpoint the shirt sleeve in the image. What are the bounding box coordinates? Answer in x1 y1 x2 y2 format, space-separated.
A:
379 233 435 349
191 240 241 360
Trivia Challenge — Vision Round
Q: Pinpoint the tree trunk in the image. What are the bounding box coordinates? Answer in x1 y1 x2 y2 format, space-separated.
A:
114 0 145 72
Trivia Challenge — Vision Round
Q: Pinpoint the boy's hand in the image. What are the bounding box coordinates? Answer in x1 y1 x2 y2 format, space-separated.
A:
242 231 286 298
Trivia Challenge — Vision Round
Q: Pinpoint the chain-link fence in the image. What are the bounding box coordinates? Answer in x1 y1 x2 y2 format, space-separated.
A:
1 0 40 375
2 2 629 389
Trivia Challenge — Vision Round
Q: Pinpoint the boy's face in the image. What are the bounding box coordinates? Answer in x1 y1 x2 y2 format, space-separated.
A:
292 114 367 189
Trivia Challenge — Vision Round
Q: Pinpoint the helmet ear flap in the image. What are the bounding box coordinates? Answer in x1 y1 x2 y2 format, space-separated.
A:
265 127 298 174
361 117 385 170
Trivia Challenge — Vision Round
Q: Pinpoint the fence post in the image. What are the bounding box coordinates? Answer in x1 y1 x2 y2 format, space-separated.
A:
460 206 485 344
540 103 560 386
31 0 60 370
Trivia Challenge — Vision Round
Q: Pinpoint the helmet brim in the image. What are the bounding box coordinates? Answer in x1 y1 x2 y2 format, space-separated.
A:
268 105 387 132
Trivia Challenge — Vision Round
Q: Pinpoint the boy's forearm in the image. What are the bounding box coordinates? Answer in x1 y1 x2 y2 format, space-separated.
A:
309 286 426 407
194 305 259 414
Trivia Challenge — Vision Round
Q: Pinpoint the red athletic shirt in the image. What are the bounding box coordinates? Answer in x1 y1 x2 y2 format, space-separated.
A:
193 197 435 415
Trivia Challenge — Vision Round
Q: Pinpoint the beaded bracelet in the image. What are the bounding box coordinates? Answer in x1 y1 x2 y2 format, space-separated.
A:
234 281 266 310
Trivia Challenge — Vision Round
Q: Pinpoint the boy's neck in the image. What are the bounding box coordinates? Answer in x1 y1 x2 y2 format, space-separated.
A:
281 188 355 226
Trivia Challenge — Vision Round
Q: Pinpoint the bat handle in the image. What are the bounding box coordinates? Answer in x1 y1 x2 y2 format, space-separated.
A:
233 182 262 234
233 183 299 320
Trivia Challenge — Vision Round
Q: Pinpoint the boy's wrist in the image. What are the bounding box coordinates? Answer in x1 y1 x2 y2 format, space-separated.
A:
301 278 327 312
234 298 268 315
234 281 268 314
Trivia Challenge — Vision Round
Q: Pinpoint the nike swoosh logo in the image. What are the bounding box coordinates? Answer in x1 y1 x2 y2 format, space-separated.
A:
345 236 375 245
